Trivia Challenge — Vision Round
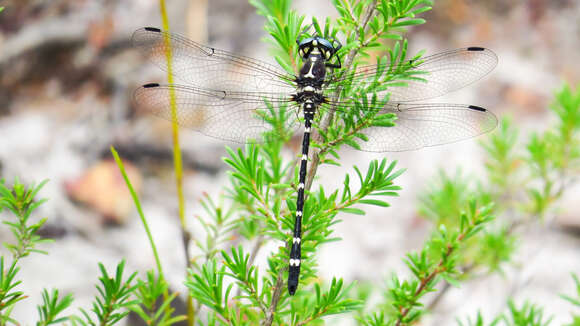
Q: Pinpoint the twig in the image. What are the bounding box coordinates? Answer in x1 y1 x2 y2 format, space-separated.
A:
426 263 477 312
262 267 286 326
425 207 539 314
426 281 451 311
395 239 460 326
248 234 266 267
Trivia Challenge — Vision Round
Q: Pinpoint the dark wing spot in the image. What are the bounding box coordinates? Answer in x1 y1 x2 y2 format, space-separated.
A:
208 47 215 56
467 47 485 51
221 90 227 99
143 83 160 88
144 27 161 33
468 105 486 112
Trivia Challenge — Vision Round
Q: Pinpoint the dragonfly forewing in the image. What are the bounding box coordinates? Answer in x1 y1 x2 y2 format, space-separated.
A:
326 47 498 103
132 27 296 94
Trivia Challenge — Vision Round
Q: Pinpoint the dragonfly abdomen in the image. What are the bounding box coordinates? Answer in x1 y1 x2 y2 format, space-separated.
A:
288 101 316 295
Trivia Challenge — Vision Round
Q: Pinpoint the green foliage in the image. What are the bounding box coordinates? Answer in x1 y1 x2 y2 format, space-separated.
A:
474 84 580 220
0 176 184 325
249 0 305 74
457 311 499 326
479 117 520 198
562 274 580 306
0 179 59 325
0 179 51 259
499 301 553 326
72 261 138 326
332 0 431 53
194 194 239 259
36 289 74 326
523 84 580 217
414 84 580 301
447 84 580 325
185 260 232 318
372 200 494 325
0 256 25 325
419 170 481 225
339 159 404 212
220 136 404 296
130 271 186 326
288 278 361 325
418 170 514 277
458 301 556 326
316 0 432 159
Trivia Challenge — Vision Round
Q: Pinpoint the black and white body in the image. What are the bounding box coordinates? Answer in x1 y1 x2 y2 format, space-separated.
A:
132 27 498 296
287 35 342 295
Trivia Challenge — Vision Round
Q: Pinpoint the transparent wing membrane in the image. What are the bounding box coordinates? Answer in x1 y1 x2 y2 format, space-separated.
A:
132 27 296 93
134 83 299 143
355 103 498 152
327 47 498 102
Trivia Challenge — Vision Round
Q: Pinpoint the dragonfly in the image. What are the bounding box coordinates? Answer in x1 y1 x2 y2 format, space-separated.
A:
132 27 498 295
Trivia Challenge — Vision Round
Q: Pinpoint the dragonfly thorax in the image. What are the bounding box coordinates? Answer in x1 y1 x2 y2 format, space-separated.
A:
294 34 342 91
298 55 327 86
293 52 328 109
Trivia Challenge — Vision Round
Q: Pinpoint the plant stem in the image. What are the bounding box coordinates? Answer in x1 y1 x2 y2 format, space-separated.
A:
158 1 193 324
157 0 190 268
262 267 285 326
111 147 164 277
426 281 452 311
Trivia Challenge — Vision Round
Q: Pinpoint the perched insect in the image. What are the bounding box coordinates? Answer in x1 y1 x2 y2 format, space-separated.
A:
132 27 498 295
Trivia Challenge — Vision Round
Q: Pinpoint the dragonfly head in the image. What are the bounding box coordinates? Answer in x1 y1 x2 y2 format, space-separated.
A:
297 36 340 61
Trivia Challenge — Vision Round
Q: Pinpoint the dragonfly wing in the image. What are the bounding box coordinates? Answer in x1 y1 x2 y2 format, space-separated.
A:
327 48 497 102
356 103 498 152
388 48 497 102
134 83 299 143
132 27 296 94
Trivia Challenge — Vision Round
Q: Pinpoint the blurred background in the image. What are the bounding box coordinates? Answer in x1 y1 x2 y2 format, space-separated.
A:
0 0 579 324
